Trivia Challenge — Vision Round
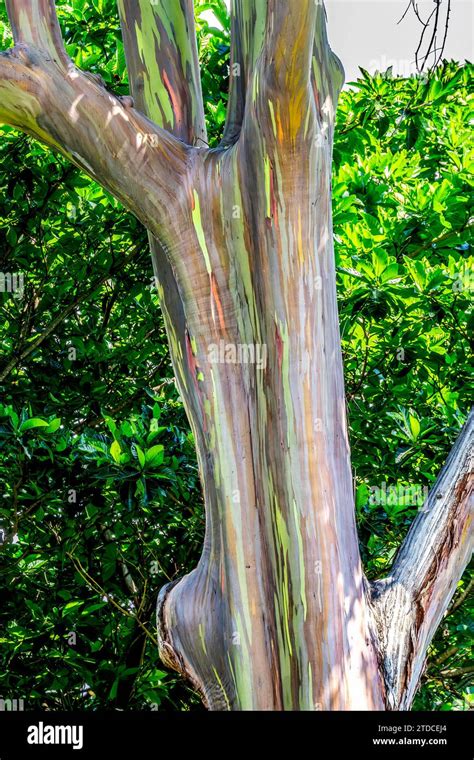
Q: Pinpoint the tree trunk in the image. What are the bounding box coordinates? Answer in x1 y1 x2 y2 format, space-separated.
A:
0 0 472 712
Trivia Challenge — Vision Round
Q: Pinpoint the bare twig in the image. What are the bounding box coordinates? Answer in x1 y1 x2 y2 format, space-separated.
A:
399 0 452 72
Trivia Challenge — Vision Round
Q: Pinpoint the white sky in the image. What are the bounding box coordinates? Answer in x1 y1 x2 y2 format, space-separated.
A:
326 0 473 83
207 0 473 85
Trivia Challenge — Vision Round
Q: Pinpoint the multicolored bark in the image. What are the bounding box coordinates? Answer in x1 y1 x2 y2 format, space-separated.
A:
118 0 206 145
222 0 267 145
0 0 471 711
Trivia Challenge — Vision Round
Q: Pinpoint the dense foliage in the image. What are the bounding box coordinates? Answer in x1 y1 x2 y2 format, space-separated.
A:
0 0 472 711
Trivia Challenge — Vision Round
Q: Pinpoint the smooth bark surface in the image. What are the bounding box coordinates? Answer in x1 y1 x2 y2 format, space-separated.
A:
0 0 471 711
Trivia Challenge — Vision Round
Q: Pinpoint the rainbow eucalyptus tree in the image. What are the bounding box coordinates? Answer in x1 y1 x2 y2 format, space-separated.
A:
0 0 472 711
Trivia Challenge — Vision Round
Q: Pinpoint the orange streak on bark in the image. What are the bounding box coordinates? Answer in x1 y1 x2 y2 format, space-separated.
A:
276 102 284 144
210 273 226 332
162 68 183 131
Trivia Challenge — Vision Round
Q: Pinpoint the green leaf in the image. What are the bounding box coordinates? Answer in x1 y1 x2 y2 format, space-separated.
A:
19 418 49 433
136 445 145 468
409 414 421 440
145 444 164 467
110 440 122 463
355 484 369 508
380 262 399 282
104 416 117 436
45 418 61 434
62 601 84 617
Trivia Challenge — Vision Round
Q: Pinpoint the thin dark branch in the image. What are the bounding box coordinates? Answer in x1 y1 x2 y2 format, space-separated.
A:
400 0 452 72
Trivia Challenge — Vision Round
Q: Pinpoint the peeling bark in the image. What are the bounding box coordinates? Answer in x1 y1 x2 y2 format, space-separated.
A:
370 410 473 710
0 0 471 712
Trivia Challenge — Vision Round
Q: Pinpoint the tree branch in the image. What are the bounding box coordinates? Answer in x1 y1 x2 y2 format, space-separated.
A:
240 1 343 146
400 0 452 72
5 0 69 66
370 410 474 709
259 0 316 95
311 1 344 118
0 43 190 247
446 576 473 615
221 0 266 146
117 0 206 146
439 665 474 679
117 0 212 458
